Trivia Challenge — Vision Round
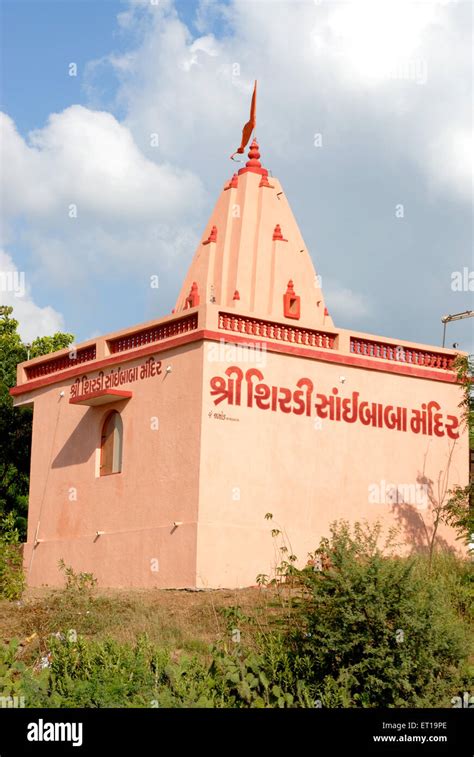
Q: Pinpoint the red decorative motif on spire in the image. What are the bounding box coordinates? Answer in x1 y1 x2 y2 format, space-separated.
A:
233 290 240 301
203 225 218 245
324 307 329 316
283 280 301 320
238 138 269 177
259 175 274 189
224 174 238 191
272 224 288 242
185 282 200 309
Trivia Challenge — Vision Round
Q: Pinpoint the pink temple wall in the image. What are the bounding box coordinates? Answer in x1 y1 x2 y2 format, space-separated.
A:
23 343 204 588
196 344 468 588
13 307 468 589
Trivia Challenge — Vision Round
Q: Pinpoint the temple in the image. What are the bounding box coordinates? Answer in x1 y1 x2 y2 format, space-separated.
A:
11 133 469 588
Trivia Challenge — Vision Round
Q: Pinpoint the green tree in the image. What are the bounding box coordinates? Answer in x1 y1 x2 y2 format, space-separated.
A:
0 306 73 539
443 355 474 545
285 522 470 707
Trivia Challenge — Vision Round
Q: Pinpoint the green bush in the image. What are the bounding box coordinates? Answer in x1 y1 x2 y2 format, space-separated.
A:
284 521 472 707
0 633 305 708
0 523 470 708
0 512 25 600
209 634 315 707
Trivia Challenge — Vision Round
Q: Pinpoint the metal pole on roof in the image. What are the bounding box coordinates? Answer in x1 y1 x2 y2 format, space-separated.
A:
441 310 474 348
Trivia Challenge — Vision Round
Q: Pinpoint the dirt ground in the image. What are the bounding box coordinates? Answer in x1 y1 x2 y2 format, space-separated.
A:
0 585 286 659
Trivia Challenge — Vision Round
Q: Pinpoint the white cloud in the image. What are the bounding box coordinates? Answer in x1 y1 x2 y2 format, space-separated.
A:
99 0 471 202
0 250 65 342
180 35 220 71
425 126 473 203
0 105 206 288
323 0 440 85
324 280 371 321
1 107 204 222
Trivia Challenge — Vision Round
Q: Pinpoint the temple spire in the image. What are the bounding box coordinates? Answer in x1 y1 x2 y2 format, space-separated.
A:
174 91 333 330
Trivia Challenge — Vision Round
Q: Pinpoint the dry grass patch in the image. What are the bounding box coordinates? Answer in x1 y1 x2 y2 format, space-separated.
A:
0 585 286 663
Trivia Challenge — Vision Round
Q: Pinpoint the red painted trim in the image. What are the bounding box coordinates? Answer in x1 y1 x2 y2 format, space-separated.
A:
10 330 203 396
10 326 458 398
237 166 268 177
349 336 453 369
25 345 97 381
218 311 336 348
199 330 458 384
69 389 133 405
109 312 197 354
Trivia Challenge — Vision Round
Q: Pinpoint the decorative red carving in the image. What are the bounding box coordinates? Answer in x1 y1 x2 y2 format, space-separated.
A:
224 174 238 190
233 290 240 301
203 226 217 245
185 282 200 309
272 224 287 242
350 337 455 370
26 345 97 380
108 313 198 354
259 175 274 188
218 312 336 349
283 280 301 320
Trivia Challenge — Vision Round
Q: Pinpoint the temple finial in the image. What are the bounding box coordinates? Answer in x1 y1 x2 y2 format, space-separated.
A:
237 136 268 177
246 138 261 168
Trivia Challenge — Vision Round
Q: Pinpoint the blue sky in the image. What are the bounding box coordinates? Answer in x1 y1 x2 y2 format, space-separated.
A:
1 0 226 131
0 0 472 351
2 1 122 133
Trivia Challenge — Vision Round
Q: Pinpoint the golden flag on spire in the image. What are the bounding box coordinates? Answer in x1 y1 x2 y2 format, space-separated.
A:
230 80 257 161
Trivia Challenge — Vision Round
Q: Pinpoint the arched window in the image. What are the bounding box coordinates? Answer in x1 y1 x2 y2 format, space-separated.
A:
100 410 123 476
